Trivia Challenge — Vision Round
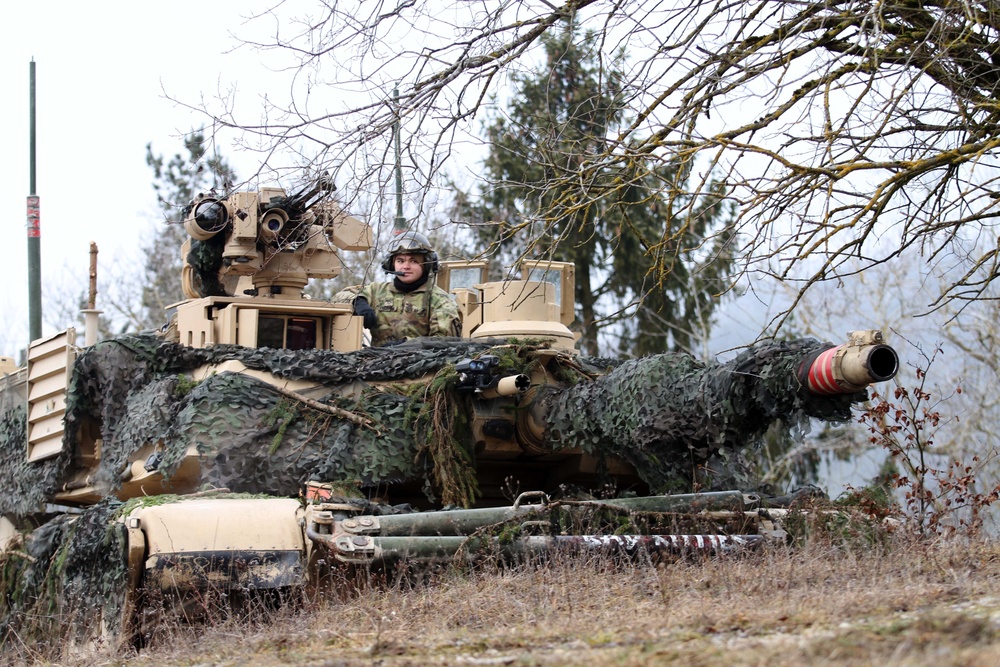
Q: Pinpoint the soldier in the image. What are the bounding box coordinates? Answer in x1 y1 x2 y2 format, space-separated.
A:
353 231 462 346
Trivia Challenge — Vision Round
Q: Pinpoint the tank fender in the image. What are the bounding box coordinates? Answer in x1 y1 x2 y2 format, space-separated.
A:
126 497 305 591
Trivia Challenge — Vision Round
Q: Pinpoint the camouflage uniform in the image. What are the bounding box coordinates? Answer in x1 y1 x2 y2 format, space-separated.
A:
358 280 462 346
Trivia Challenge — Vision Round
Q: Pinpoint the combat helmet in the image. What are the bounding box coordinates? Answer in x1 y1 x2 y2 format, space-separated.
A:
381 230 440 273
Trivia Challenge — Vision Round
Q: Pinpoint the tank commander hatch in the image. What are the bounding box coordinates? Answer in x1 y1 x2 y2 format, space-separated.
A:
351 231 462 346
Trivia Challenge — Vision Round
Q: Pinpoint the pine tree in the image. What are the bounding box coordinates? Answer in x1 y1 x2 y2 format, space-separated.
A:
606 161 735 356
460 25 735 356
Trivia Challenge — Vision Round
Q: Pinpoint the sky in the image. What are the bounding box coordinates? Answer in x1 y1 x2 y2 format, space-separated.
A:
0 1 283 356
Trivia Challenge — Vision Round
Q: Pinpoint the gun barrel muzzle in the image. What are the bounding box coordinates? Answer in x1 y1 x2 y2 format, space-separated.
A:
480 374 531 399
803 340 898 396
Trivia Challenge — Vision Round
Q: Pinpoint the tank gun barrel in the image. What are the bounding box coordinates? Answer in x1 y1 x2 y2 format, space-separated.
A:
519 330 899 491
799 330 898 395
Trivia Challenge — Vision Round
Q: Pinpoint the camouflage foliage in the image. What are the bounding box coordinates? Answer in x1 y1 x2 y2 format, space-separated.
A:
536 338 858 491
0 375 68 517
0 334 859 519
0 500 127 649
0 332 866 651
60 335 504 504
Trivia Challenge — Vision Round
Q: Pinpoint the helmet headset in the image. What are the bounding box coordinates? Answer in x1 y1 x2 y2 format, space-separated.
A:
381 230 440 274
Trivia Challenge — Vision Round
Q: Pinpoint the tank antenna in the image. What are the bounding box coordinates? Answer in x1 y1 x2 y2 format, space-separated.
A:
393 87 406 232
81 242 102 346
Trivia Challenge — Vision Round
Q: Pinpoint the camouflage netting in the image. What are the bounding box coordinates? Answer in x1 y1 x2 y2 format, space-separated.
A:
0 499 128 651
535 338 859 491
0 332 869 651
64 335 511 506
0 335 546 516
0 334 862 518
0 373 71 517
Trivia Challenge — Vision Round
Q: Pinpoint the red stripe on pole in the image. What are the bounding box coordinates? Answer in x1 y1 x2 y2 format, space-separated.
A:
26 195 40 238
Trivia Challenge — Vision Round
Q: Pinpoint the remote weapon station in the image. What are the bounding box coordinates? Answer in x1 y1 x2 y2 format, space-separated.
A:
0 176 899 642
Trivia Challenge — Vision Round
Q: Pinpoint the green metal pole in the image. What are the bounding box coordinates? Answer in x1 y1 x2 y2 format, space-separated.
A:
589 490 750 513
342 503 546 537
27 59 42 344
335 491 751 538
393 88 406 231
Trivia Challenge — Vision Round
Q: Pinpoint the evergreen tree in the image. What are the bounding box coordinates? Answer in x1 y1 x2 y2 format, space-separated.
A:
460 25 735 356
606 161 735 356
142 131 236 329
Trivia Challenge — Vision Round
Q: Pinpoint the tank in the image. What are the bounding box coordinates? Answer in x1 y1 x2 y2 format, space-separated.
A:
0 175 899 647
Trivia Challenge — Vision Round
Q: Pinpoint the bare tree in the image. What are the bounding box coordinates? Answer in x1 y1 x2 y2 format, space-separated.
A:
183 0 1000 327
757 243 1000 501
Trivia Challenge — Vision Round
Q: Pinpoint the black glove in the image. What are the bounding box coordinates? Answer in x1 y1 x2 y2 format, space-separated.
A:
353 297 379 330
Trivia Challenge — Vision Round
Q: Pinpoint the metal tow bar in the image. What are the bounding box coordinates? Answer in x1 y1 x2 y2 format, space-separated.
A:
304 491 767 565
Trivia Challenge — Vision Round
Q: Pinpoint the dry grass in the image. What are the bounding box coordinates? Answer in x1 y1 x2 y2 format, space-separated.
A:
15 532 1000 667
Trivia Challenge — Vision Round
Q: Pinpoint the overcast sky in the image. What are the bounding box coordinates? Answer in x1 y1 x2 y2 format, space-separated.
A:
0 1 286 356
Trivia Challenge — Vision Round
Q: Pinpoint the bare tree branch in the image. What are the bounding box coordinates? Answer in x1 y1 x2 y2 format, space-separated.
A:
180 0 1000 325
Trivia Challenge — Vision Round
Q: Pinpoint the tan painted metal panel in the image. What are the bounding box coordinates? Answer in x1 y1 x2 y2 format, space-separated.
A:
26 328 76 462
330 313 363 352
236 307 259 347
132 498 304 554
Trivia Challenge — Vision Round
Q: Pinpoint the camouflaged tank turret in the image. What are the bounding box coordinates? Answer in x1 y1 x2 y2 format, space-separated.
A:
0 174 898 648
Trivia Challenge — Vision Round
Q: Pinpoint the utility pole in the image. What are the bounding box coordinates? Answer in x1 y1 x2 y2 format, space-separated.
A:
27 59 42 343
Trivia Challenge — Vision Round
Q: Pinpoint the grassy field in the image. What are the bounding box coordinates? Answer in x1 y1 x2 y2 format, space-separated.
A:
13 530 1000 667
